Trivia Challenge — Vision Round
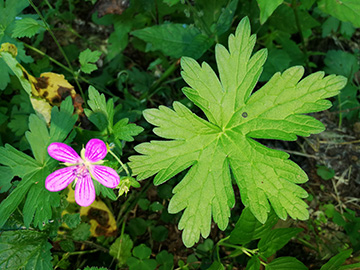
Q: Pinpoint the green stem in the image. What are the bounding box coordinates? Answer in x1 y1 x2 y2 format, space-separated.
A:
108 148 130 176
140 60 180 100
116 180 152 225
291 0 310 71
23 43 73 74
27 0 86 103
23 43 115 98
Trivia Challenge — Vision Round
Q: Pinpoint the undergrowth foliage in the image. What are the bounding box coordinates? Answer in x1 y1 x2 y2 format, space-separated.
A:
1 0 359 269
129 17 347 247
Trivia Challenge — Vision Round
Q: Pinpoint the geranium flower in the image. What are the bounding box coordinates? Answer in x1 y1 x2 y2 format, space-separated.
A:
45 139 120 207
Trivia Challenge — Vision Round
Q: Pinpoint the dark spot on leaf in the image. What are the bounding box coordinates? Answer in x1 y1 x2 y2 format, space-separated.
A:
52 97 61 104
57 86 72 99
23 71 29 80
42 91 49 98
87 208 109 226
35 76 49 90
95 226 107 236
242 112 248 118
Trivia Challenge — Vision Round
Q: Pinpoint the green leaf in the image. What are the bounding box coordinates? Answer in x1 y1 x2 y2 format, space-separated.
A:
318 0 360 28
156 250 174 270
258 228 303 258
109 234 133 267
0 51 32 95
12 18 44 38
113 118 144 142
324 50 359 79
63 213 81 229
0 230 52 270
316 165 335 180
265 257 307 270
269 5 320 34
127 244 157 270
129 17 347 247
207 261 224 270
84 86 110 131
260 49 291 81
256 0 284 24
320 249 352 270
72 223 91 241
79 48 102 74
0 166 13 193
245 256 261 270
133 244 152 260
229 207 278 245
215 0 238 36
0 97 76 228
132 23 213 59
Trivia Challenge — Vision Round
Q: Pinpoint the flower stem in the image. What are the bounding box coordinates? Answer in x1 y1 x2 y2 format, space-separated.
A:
108 148 130 176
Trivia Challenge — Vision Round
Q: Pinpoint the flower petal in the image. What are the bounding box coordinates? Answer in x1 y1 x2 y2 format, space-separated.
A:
45 166 77 192
85 139 107 163
75 172 95 207
48 143 81 163
90 165 120 188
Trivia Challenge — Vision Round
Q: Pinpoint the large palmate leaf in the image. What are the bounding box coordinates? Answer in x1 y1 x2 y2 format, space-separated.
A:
0 97 77 229
129 17 347 247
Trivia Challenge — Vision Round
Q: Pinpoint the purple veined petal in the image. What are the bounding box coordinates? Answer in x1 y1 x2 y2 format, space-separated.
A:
45 166 78 192
75 172 96 207
90 165 120 188
48 143 81 163
85 139 107 163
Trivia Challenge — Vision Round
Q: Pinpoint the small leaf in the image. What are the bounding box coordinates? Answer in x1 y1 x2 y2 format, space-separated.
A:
257 0 284 24
0 230 52 270
316 165 335 180
132 23 213 59
156 250 174 270
320 249 353 270
133 244 151 260
265 257 307 270
63 213 81 229
12 18 44 38
79 48 102 74
109 234 133 267
258 228 303 258
84 86 109 131
113 118 144 142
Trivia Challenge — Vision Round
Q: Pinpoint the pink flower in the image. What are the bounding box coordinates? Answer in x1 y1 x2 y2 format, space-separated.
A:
45 139 120 207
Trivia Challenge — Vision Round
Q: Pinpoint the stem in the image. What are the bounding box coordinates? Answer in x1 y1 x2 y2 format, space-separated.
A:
291 0 310 71
140 60 180 100
116 180 152 225
337 94 343 128
23 43 73 74
23 43 115 98
108 149 130 176
27 0 86 103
